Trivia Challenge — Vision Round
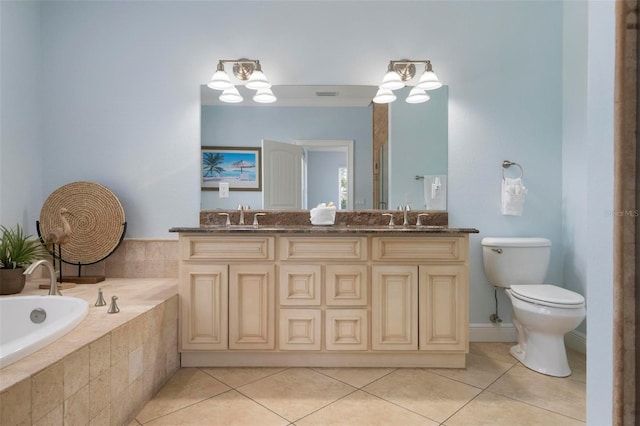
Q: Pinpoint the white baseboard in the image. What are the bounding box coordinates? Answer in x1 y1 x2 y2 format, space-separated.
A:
565 329 587 354
469 323 517 342
469 323 587 355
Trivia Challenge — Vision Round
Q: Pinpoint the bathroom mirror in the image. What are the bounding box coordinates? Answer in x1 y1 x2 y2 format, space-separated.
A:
200 84 448 210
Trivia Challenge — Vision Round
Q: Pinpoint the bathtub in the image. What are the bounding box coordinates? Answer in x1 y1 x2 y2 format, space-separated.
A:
0 295 89 368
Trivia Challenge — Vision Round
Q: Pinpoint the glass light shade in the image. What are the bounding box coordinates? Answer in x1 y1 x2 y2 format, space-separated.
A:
416 70 443 90
219 87 243 103
207 70 233 90
372 88 397 104
246 70 271 90
379 71 404 90
253 88 277 103
405 87 430 104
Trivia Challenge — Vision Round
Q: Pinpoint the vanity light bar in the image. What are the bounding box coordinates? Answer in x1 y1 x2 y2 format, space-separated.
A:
373 59 443 104
207 59 277 104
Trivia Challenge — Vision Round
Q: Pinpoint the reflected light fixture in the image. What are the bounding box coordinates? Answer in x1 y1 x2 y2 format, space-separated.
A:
373 59 443 104
207 58 277 104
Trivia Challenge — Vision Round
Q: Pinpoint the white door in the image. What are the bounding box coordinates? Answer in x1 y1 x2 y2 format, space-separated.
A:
262 139 303 209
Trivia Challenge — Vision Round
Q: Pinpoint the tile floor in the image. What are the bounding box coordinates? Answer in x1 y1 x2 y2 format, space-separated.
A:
131 343 586 425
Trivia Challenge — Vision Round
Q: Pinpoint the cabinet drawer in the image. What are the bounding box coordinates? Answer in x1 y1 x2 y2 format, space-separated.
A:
279 265 321 306
279 309 322 350
181 235 274 261
326 309 368 351
326 265 368 306
372 236 467 262
279 237 367 261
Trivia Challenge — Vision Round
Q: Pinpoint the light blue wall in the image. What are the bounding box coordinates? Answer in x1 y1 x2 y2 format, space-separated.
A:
389 86 448 209
0 1 44 234
307 151 345 209
201 105 372 210
0 2 616 422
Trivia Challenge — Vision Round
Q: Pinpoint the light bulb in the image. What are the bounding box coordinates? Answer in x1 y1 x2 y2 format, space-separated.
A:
219 87 243 103
246 70 271 90
373 88 397 104
253 88 277 103
379 70 404 91
207 70 233 91
416 70 443 90
405 87 430 103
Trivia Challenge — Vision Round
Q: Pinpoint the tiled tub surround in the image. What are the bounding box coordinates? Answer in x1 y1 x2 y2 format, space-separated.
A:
0 278 178 425
59 239 179 280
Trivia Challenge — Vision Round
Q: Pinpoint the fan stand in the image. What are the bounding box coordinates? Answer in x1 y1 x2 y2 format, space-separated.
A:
36 220 126 285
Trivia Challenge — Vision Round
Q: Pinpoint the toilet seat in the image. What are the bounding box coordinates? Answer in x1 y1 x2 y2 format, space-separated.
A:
510 284 585 309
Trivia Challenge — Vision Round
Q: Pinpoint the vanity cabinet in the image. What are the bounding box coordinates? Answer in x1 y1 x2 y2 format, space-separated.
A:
177 231 469 368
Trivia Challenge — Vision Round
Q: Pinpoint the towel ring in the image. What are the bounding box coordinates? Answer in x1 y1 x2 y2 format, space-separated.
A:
502 160 523 180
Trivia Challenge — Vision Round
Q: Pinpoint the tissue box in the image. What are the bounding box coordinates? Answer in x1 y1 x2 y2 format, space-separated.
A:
310 206 336 225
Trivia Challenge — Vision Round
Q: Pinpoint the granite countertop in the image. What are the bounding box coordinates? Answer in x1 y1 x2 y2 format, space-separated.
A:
169 225 479 234
177 209 478 234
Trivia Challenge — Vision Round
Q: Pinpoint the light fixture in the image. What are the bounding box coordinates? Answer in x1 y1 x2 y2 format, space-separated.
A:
405 87 430 104
375 59 443 104
219 86 243 103
372 88 397 104
253 88 277 103
207 58 277 104
207 61 233 90
416 61 443 90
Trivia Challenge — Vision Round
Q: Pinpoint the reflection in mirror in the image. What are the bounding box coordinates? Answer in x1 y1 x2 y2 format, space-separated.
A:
200 84 447 211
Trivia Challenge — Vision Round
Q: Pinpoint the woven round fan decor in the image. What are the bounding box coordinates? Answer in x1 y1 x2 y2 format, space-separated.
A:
39 181 126 264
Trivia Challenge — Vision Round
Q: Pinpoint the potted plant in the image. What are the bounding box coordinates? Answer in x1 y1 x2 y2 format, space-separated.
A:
0 224 47 295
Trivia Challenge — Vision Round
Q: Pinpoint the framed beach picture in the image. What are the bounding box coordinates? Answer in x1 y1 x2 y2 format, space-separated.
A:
201 146 262 191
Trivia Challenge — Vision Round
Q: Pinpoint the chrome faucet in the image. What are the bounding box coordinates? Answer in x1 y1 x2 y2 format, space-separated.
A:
402 204 411 226
24 259 61 296
237 204 246 225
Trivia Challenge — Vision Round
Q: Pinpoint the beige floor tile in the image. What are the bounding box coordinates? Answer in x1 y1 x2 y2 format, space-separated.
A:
487 364 586 421
469 342 518 365
237 368 356 422
311 367 396 388
567 348 586 383
296 390 439 426
426 351 514 389
144 390 289 425
201 367 286 388
135 368 230 423
445 391 585 426
363 368 481 423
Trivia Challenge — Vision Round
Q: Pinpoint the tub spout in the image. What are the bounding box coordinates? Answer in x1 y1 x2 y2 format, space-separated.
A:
23 260 61 296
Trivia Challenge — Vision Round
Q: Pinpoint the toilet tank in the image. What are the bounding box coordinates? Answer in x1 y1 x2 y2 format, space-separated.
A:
481 237 551 288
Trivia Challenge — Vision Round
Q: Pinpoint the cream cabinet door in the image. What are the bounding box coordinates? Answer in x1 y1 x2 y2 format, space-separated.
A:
229 264 275 350
418 264 468 352
326 309 368 351
371 265 418 350
179 264 228 350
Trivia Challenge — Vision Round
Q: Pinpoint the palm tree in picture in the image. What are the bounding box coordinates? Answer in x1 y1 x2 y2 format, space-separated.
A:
203 152 225 177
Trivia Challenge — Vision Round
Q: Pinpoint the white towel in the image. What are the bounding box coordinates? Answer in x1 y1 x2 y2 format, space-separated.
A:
501 177 527 216
423 175 447 210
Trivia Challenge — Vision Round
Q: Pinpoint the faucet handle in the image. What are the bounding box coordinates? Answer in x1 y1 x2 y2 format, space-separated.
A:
252 212 266 227
217 212 231 226
416 213 429 226
382 213 395 226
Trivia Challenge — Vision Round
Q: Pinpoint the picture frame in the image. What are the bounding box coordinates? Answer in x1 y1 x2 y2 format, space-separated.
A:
201 146 262 191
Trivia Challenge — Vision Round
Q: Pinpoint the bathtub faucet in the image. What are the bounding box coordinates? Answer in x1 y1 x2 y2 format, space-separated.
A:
23 260 61 296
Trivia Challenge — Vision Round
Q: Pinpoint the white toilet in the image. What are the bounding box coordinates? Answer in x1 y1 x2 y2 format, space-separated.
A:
481 237 586 377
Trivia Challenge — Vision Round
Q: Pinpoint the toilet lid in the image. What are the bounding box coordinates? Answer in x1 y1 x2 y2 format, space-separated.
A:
510 284 585 308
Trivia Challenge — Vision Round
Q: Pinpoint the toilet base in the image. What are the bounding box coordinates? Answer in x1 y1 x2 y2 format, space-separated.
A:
509 332 572 378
